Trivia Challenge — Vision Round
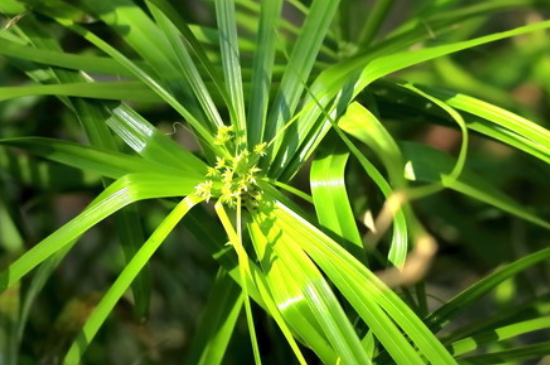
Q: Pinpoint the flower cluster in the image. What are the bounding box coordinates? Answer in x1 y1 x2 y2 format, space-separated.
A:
194 126 267 207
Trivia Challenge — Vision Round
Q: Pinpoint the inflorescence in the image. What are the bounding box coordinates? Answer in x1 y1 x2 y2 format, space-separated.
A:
195 125 267 207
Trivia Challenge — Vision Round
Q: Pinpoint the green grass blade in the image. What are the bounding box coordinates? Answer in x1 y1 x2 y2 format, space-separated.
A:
331 127 409 267
259 201 422 365
144 0 233 109
216 200 262 365
148 3 224 130
458 341 550 365
62 195 201 365
0 38 135 76
269 198 459 365
250 205 372 365
249 266 309 365
339 102 406 186
107 106 207 175
20 15 158 319
280 20 550 177
0 173 201 293
400 84 469 183
0 180 24 253
445 293 550 344
264 0 340 151
215 0 246 144
38 8 219 151
0 81 159 103
16 244 72 344
432 56 513 106
74 0 205 118
401 142 550 231
0 282 18 365
183 206 264 307
0 13 156 320
337 103 415 266
426 247 550 332
246 0 284 147
421 86 550 156
0 137 189 179
0 180 22 365
310 132 365 260
249 216 339 365
184 269 243 365
354 21 550 93
372 80 550 167
388 0 539 43
449 317 550 356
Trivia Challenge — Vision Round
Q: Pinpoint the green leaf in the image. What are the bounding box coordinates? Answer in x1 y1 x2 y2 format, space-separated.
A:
339 102 405 187
449 317 550 356
310 132 364 260
0 14 158 321
353 20 550 103
250 265 309 365
264 0 341 154
249 205 372 365
401 142 550 231
372 79 550 168
249 222 338 364
0 38 136 76
399 84 469 182
215 200 262 365
144 0 232 109
0 137 188 179
248 215 338 365
330 125 409 267
246 0 284 147
187 206 314 365
74 0 201 113
446 293 550 344
0 282 19 365
0 180 25 253
279 19 550 178
215 0 246 143
421 85 550 162
16 243 73 345
0 81 159 103
458 341 550 365
63 195 201 365
107 106 208 175
268 198 458 365
37 5 220 151
148 3 224 131
426 246 550 332
184 269 243 365
0 173 201 293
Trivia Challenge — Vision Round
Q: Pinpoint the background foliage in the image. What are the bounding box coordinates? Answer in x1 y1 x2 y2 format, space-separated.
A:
1 0 550 364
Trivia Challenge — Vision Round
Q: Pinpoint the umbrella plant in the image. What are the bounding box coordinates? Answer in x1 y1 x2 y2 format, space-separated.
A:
1 0 550 364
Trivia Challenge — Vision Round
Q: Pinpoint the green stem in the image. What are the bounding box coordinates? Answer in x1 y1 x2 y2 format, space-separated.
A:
215 200 262 365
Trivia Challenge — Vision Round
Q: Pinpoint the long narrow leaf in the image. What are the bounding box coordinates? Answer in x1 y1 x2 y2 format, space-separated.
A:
427 246 550 332
310 132 364 260
267 197 458 364
0 82 159 103
216 0 246 143
0 173 201 293
246 0 284 146
63 195 201 365
249 206 372 365
184 269 243 365
0 137 189 179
